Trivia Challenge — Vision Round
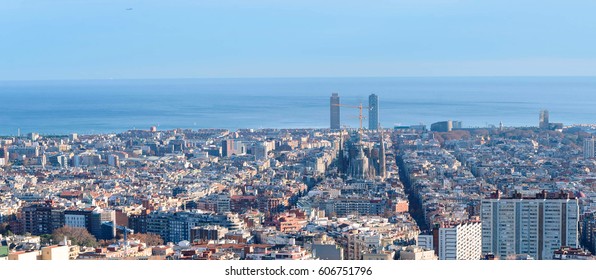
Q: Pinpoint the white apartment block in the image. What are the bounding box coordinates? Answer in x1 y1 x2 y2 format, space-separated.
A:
438 222 482 260
481 191 579 260
417 234 433 251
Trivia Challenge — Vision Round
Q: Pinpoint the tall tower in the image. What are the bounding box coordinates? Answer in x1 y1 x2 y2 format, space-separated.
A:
584 138 595 159
330 93 340 129
368 94 379 130
0 146 8 166
221 139 235 157
539 110 550 130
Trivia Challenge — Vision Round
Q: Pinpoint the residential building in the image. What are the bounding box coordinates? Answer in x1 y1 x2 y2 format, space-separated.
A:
481 191 579 260
190 226 228 242
437 222 482 260
417 234 433 251
22 201 65 236
397 246 438 260
553 247 595 260
41 245 70 260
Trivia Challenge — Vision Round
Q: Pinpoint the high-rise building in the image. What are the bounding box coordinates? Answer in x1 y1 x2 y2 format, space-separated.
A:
330 93 340 130
217 193 231 213
539 110 550 129
584 138 595 159
64 209 93 229
481 190 579 260
437 222 482 260
22 201 65 235
89 208 116 240
430 121 453 132
0 146 8 166
580 212 596 254
221 139 235 157
368 94 379 130
452 121 463 129
252 142 269 160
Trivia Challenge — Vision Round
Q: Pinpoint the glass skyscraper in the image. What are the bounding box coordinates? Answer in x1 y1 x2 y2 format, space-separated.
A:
368 94 379 130
330 93 340 129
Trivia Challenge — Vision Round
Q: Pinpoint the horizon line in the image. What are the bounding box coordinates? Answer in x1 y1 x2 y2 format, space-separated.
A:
1 75 596 83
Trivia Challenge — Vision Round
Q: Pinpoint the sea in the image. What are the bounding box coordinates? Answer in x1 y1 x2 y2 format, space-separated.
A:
0 77 595 136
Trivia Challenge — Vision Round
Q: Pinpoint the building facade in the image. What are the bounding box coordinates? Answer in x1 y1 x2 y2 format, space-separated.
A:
22 201 65 236
583 138 595 159
330 93 340 130
539 110 550 129
221 139 235 157
438 222 482 260
580 212 595 254
368 94 378 130
481 191 579 260
430 120 455 132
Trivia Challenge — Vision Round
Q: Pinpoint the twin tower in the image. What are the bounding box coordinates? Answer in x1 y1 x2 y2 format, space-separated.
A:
330 93 379 130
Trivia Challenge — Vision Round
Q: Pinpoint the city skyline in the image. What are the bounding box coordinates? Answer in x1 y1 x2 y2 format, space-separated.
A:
2 76 596 136
2 0 596 270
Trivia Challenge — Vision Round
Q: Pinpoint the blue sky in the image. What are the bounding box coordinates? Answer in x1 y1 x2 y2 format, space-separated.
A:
1 0 595 80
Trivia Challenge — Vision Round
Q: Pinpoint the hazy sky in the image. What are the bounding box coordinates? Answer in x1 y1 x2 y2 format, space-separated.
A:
1 0 596 80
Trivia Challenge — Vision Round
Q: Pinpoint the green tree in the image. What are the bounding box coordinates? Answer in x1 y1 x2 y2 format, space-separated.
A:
40 234 53 246
128 233 164 246
52 226 98 247
0 223 10 235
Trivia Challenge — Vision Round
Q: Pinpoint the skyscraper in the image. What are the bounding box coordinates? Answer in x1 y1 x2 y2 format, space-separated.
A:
0 146 8 166
539 110 550 129
481 190 579 260
330 93 340 129
221 139 235 157
368 94 379 130
584 138 595 159
437 222 482 260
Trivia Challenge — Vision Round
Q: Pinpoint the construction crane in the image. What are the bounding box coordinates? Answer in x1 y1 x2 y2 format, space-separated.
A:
333 102 370 131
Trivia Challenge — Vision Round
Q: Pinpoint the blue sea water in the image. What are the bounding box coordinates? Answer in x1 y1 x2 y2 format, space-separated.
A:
0 77 595 135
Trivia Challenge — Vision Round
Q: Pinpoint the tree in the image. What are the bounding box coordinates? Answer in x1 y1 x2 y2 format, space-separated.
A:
0 223 10 235
52 226 98 247
128 233 164 246
40 234 53 246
